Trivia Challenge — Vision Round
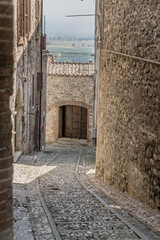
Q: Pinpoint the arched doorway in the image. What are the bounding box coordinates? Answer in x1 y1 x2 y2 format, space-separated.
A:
59 105 87 139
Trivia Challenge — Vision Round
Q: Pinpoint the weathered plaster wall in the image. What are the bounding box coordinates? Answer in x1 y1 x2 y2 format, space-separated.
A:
46 74 94 143
96 0 160 209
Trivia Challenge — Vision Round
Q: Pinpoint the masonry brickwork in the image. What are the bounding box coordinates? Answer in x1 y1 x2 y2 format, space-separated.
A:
46 58 94 143
0 1 13 239
96 0 160 209
11 0 43 155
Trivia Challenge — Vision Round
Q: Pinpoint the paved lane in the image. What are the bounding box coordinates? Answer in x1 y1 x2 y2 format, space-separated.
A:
39 149 142 240
13 146 160 240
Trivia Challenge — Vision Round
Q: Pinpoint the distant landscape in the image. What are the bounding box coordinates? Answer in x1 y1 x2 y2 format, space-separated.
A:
46 33 94 63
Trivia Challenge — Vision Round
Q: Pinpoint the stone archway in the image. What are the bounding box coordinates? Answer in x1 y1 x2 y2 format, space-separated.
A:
46 101 92 144
15 88 23 151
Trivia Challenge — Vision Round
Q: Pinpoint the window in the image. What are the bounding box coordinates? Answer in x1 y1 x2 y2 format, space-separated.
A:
37 72 43 91
17 0 31 42
36 0 40 34
24 0 31 36
17 0 24 41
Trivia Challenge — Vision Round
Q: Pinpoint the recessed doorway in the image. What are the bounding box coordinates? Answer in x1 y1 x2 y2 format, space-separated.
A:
59 105 87 139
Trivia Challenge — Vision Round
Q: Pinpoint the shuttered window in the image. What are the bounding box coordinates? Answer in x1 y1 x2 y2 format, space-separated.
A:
35 0 40 34
37 72 43 91
17 0 24 41
24 0 31 35
17 0 31 42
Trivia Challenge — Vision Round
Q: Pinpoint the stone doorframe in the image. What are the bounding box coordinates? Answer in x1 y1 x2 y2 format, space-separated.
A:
46 100 92 142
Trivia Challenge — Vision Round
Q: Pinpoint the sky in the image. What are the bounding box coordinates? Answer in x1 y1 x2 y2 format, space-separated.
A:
43 0 95 36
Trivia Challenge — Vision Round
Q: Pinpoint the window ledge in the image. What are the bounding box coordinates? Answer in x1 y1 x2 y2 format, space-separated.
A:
27 33 32 41
17 37 24 45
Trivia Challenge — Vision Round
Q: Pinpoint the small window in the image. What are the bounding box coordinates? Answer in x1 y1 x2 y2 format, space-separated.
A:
32 74 34 107
17 0 32 42
24 0 31 36
36 0 40 33
17 0 24 42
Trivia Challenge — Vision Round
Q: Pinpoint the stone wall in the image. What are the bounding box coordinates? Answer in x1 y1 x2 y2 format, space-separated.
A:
11 0 42 155
0 0 13 239
46 68 94 143
96 0 160 209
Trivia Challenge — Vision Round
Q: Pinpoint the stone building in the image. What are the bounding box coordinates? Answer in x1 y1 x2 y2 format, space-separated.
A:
0 0 47 237
96 0 160 209
11 0 46 156
0 1 13 239
46 57 94 144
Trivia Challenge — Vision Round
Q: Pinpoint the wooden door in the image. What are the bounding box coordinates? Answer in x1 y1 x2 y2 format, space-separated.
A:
72 106 81 138
63 105 72 137
81 107 87 139
59 105 87 139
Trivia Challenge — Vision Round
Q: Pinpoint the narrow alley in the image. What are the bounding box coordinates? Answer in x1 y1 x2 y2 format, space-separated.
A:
1 1 160 239
13 143 160 240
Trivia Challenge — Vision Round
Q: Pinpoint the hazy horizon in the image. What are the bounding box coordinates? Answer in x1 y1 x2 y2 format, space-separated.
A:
43 0 95 36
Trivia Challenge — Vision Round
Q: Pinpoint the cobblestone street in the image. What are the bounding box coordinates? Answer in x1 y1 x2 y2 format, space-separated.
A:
13 144 160 240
